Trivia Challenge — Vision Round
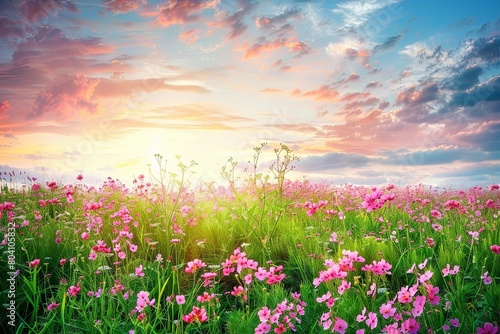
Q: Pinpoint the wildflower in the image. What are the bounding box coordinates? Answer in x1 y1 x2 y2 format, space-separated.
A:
491 245 500 254
258 306 271 322
67 283 81 297
47 302 60 311
176 295 185 305
366 312 377 329
356 307 367 322
129 243 138 252
401 318 420 333
197 292 215 303
135 265 145 277
29 259 40 268
477 322 499 334
333 317 348 334
88 251 97 261
449 318 460 327
481 271 493 285
81 232 89 240
182 306 208 323
60 258 67 266
442 264 460 276
379 302 396 319
255 322 271 334
185 259 207 273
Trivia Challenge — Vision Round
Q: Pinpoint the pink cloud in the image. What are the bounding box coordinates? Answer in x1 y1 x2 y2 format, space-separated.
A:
259 88 282 93
19 0 78 23
104 0 145 13
155 0 219 27
179 29 201 44
0 100 10 114
292 85 341 102
241 37 291 59
396 82 439 106
27 75 101 119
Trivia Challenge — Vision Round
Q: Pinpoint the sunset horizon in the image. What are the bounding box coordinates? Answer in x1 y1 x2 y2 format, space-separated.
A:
1 0 499 189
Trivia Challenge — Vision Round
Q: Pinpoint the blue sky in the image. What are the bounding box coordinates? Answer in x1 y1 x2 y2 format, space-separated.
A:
0 0 499 188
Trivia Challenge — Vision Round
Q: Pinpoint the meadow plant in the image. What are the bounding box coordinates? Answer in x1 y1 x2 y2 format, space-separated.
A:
0 155 499 333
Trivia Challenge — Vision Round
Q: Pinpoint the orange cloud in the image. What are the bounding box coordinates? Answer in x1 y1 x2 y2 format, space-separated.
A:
242 37 291 59
156 0 219 27
260 88 282 93
27 75 101 119
104 0 145 13
292 85 341 102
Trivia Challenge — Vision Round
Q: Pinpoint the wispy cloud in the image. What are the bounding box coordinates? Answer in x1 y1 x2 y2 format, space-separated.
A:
155 0 220 27
104 0 146 14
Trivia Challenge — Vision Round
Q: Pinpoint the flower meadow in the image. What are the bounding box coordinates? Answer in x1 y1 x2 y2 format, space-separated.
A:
1 150 499 334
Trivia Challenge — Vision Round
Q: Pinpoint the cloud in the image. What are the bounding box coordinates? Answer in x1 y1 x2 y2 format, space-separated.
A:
452 120 500 152
345 72 360 82
19 0 78 23
449 76 500 107
179 29 201 44
395 82 439 106
325 37 371 64
444 64 483 91
381 146 500 166
255 7 301 30
241 36 291 59
0 100 10 114
94 77 210 97
466 36 500 62
260 88 282 93
27 75 101 119
210 0 255 40
292 85 340 101
104 0 145 13
373 33 403 53
156 0 220 27
298 152 374 171
0 17 24 38
333 0 402 29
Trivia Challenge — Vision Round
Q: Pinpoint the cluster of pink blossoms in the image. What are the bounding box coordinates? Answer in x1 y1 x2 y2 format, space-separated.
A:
255 293 306 334
361 188 395 212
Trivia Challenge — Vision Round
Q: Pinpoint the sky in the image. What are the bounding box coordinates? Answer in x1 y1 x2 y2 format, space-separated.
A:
0 0 499 188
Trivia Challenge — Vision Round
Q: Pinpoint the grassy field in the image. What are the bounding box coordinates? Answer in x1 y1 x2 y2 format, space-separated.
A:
1 151 499 333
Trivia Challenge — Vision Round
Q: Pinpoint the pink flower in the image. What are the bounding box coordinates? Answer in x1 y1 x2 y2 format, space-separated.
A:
88 251 97 261
81 232 89 240
491 245 500 254
401 318 420 333
185 259 207 274
449 318 460 328
481 271 493 285
60 258 67 266
135 265 145 277
258 306 271 322
366 312 377 329
182 306 208 323
176 295 185 305
47 302 60 311
29 259 40 268
379 302 396 319
67 283 81 297
129 243 138 252
255 322 271 334
333 317 348 334
477 322 499 334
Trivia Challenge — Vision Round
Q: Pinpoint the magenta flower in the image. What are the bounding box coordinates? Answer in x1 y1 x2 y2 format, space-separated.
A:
333 317 348 334
135 264 145 277
67 283 81 297
47 302 60 311
366 312 377 329
450 318 460 327
185 258 207 274
481 271 493 285
477 322 499 334
29 258 40 268
491 245 500 254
